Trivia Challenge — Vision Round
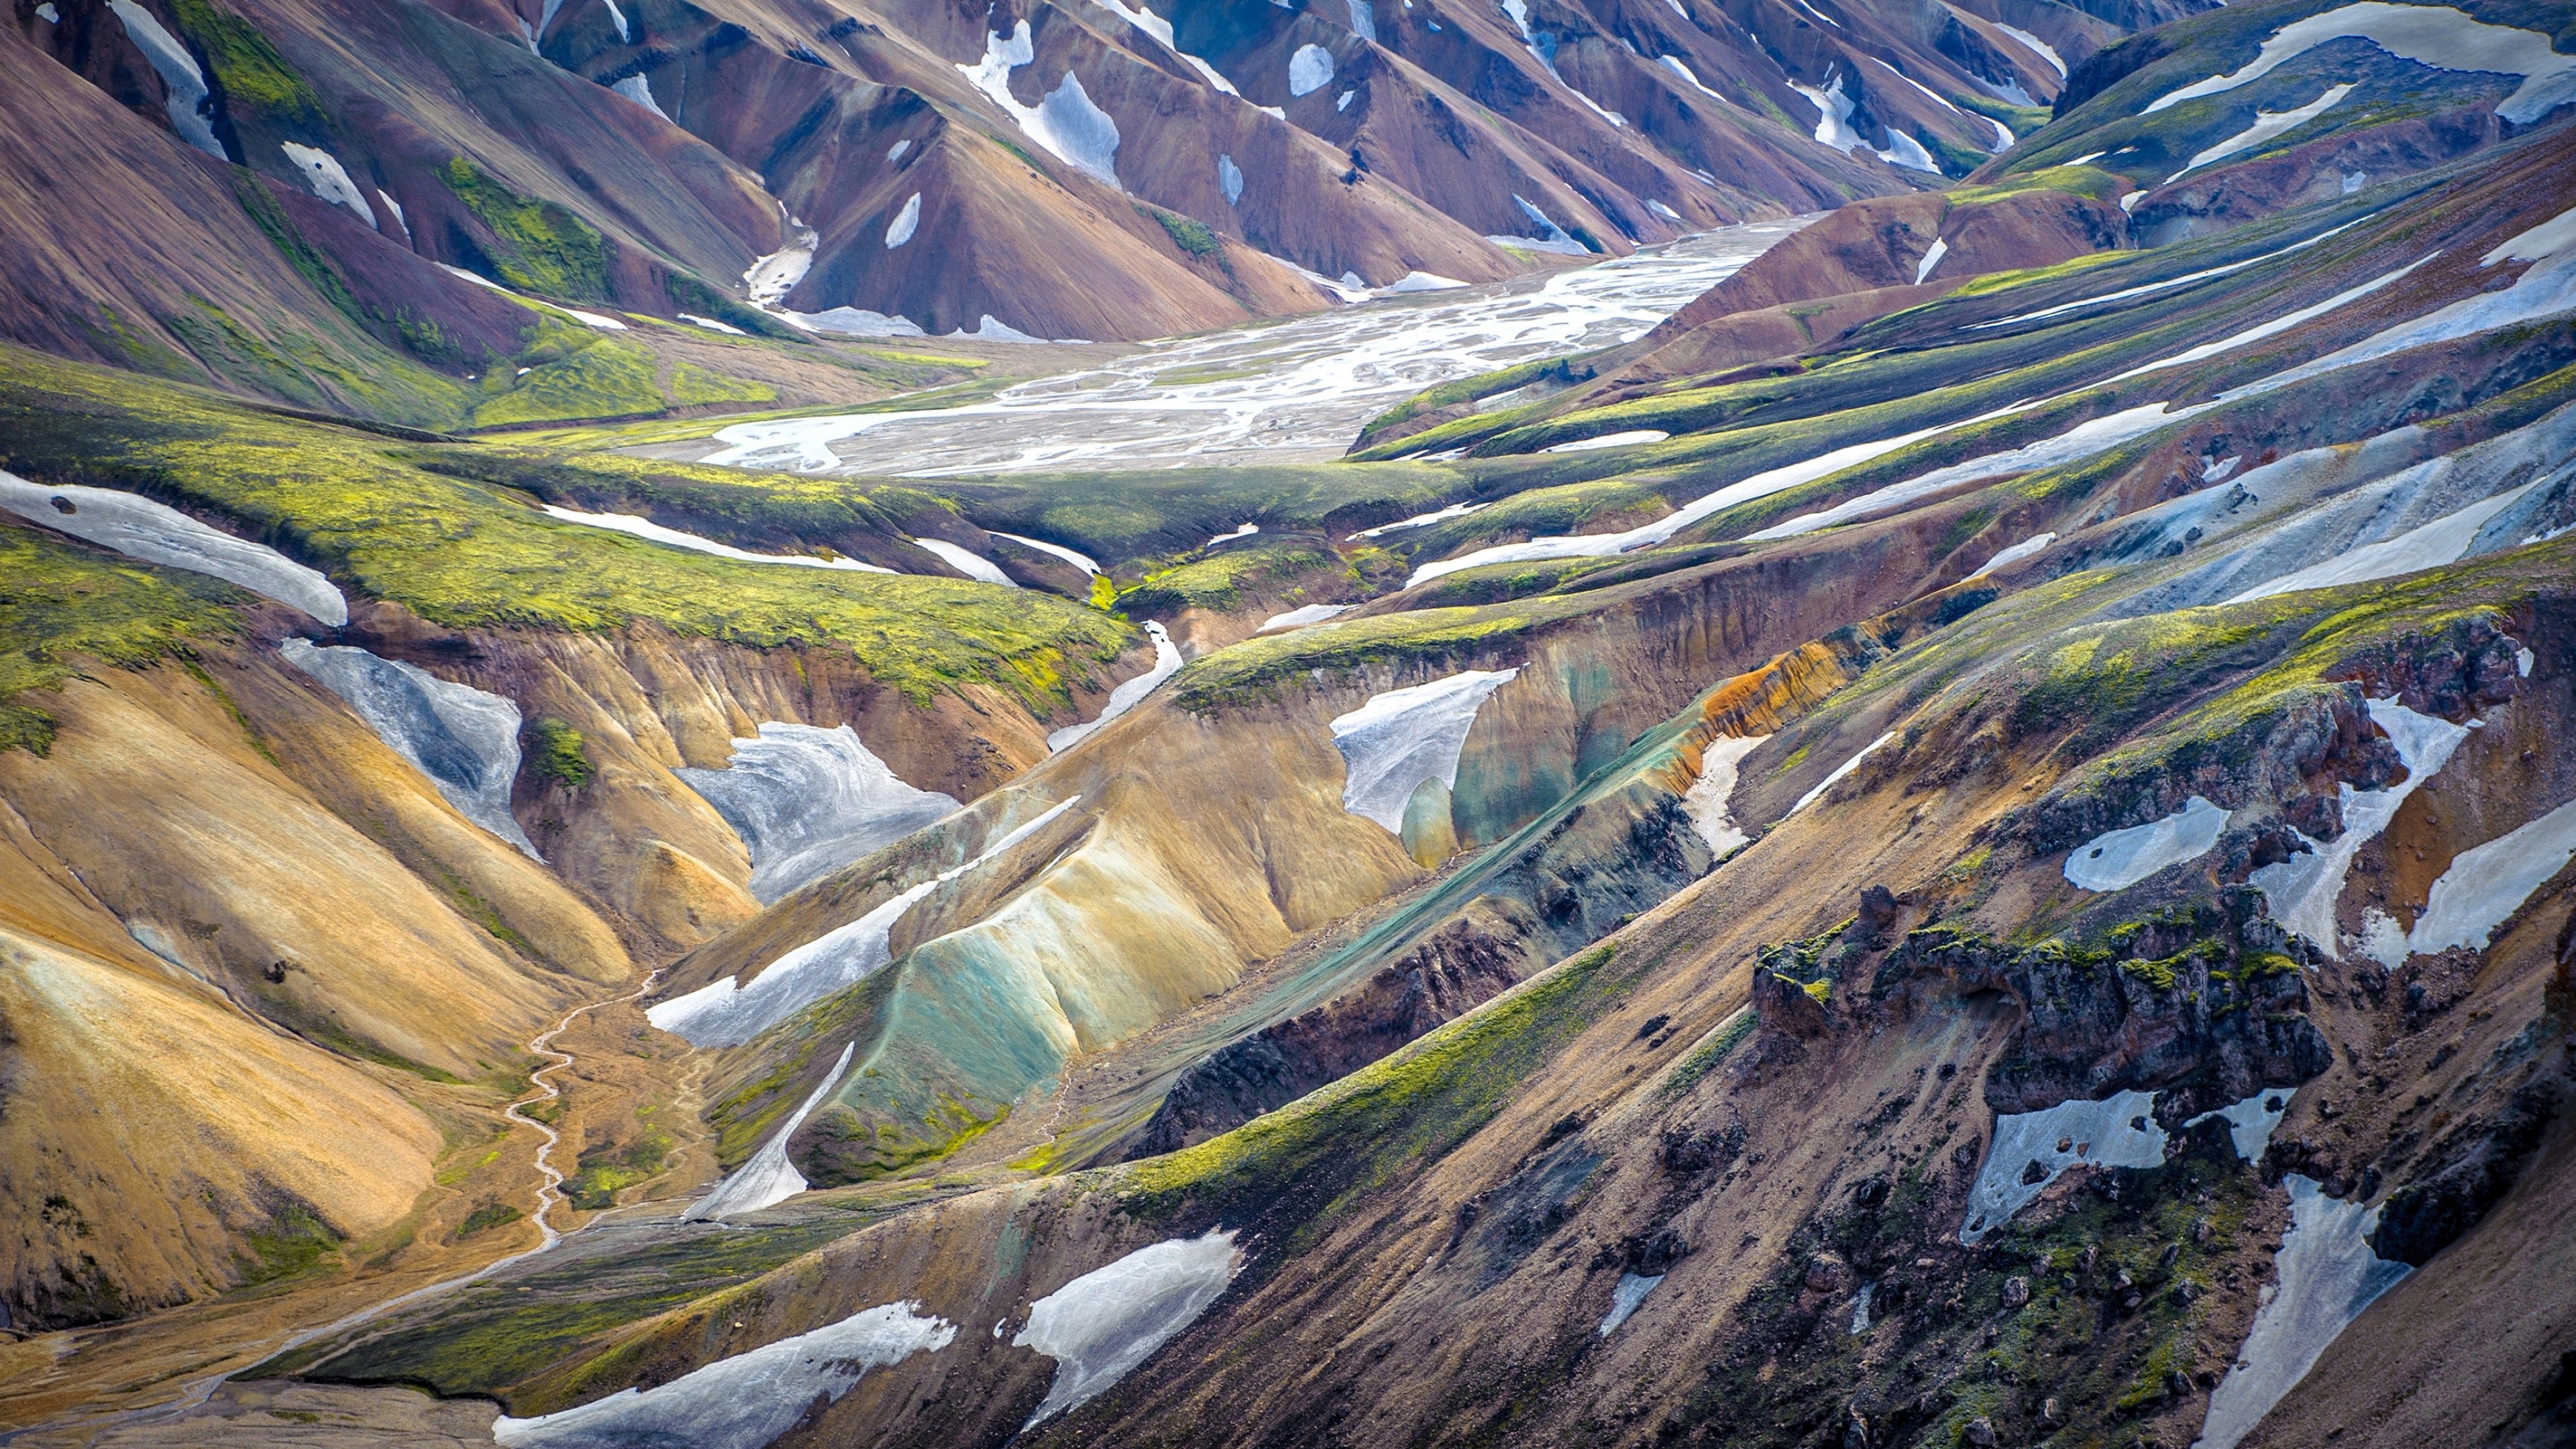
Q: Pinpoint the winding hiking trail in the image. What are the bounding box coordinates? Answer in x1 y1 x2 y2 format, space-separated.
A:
0 971 665 1446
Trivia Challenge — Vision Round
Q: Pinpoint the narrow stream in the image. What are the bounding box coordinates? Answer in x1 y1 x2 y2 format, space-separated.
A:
0 972 663 1444
691 220 1804 476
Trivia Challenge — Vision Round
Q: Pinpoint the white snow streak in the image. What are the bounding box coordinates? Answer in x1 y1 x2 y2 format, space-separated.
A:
107 0 223 157
1790 729 1896 814
1330 669 1519 832
2194 1177 2410 1449
1014 1230 1243 1428
2065 796 2233 892
2145 3 2576 125
681 1042 857 1220
540 504 894 572
962 23 1124 189
490 1299 954 1447
280 639 541 859
885 193 922 248
2406 797 2576 954
911 537 1017 586
0 472 347 624
279 144 378 227
1682 733 1768 857
1050 623 1181 751
2248 698 2472 957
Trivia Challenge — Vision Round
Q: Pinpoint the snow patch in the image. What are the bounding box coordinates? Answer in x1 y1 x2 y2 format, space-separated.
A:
675 724 960 904
2145 3 2576 125
648 796 1083 1046
681 1043 855 1220
1085 0 1242 94
1790 729 1896 814
2249 698 2472 957
1599 1272 1664 1335
1749 402 2188 541
1290 43 1336 96
1992 22 2064 77
1346 0 1378 42
541 504 894 572
887 138 913 164
2194 1177 2410 1449
36 3 58 19
600 0 629 41
1660 55 1721 98
2218 247 2576 402
1331 669 1519 832
0 473 347 624
884 193 922 248
1204 521 1260 547
2407 797 2576 954
491 1299 954 1447
1218 153 1244 205
611 72 668 119
2168 84 2353 182
279 144 377 228
1490 195 1591 256
2223 480 2536 602
910 537 1016 586
1682 733 1767 857
1972 531 2055 576
1350 500 1487 538
2184 1089 2294 1161
1962 1089 2165 1242
1546 429 1668 452
2065 796 2233 892
1913 236 1949 284
678 313 746 335
961 24 1123 189
2483 203 2576 266
1258 603 1353 632
1014 1230 1243 1428
107 0 223 158
786 307 926 339
1050 623 1181 751
989 530 1101 576
280 639 539 859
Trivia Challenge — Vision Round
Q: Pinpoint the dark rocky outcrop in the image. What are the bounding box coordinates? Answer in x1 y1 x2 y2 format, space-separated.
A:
1132 906 1534 1156
1886 890 2330 1117
2371 1076 2565 1267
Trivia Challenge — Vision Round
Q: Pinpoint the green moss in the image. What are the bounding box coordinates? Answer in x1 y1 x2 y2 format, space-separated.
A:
1952 91 2052 142
1170 604 1537 708
665 361 775 409
1120 942 1625 1241
562 1133 672 1210
451 1201 523 1240
0 346 1130 714
440 160 612 301
527 718 594 790
1118 539 1343 617
169 0 327 131
1658 1008 1755 1099
0 521 244 755
1146 209 1222 257
239 1205 339 1287
472 326 663 428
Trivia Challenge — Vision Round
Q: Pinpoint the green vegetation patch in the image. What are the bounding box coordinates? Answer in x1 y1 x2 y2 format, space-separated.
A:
526 717 594 789
1117 539 1352 617
170 0 327 131
440 160 612 301
1170 602 1539 708
0 346 1130 713
472 325 663 428
0 522 244 754
1119 942 1631 1243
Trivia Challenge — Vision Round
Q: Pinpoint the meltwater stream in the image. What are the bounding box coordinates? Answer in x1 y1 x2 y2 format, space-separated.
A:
693 222 1803 476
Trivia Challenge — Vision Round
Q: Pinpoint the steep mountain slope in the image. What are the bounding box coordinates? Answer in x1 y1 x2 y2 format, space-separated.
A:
186 8 2576 1445
5 0 2174 400
3 0 2573 1443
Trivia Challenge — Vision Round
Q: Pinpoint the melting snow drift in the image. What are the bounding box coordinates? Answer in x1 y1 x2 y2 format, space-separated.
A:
2194 1176 2410 1449
2 473 347 624
683 1042 856 1221
1330 669 1519 832
490 1299 955 1448
1049 623 1181 752
1962 1089 2165 1242
2065 796 2232 892
280 639 540 859
676 724 961 903
1014 1230 1243 1428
